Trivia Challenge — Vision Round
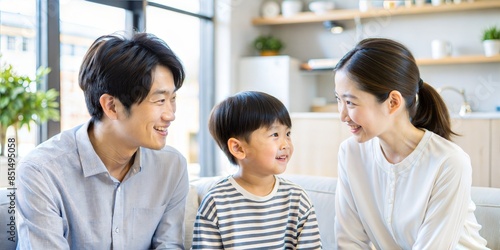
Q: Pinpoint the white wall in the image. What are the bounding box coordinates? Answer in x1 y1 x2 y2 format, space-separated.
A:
214 0 267 174
215 0 266 102
220 0 500 113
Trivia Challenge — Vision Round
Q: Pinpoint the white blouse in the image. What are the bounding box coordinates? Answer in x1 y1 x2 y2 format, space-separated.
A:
335 130 489 249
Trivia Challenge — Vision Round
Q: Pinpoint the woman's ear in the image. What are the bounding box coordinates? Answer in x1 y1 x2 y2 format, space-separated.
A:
228 137 246 160
387 90 403 114
99 94 119 120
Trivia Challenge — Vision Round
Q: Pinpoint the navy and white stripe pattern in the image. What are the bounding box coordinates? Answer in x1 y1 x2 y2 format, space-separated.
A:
192 176 321 249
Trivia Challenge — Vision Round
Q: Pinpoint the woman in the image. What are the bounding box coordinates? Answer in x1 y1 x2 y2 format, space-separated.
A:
333 38 488 249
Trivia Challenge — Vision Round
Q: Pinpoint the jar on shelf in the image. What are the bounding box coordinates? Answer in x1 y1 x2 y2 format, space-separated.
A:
359 0 372 12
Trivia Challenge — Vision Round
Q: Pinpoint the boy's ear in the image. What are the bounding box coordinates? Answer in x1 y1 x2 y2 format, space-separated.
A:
100 94 118 120
228 138 246 160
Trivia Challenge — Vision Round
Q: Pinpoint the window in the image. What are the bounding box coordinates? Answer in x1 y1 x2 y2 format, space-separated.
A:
0 0 37 157
7 36 15 50
22 37 30 52
146 1 215 178
59 1 128 131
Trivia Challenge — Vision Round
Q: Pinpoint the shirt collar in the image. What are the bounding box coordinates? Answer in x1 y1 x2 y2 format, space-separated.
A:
75 120 142 179
122 148 142 182
76 120 108 177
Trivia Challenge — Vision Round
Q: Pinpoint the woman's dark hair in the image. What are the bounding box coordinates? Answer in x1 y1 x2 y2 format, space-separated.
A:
209 91 292 165
79 32 185 121
334 38 457 140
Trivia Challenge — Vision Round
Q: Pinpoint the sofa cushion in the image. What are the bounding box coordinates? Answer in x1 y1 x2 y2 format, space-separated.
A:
471 186 500 250
184 176 225 249
279 174 337 250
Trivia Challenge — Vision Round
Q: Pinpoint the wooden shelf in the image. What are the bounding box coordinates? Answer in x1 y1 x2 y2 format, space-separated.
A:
300 54 500 72
252 1 500 25
416 54 500 65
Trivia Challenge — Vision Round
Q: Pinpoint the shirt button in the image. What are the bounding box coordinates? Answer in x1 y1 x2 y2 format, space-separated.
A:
115 227 119 233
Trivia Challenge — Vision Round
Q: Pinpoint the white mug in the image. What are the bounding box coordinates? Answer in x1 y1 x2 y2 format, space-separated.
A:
431 0 443 5
431 40 452 59
282 0 302 17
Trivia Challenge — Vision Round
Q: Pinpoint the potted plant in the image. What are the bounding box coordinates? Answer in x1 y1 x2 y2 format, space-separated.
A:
253 35 284 56
0 57 60 156
482 25 500 57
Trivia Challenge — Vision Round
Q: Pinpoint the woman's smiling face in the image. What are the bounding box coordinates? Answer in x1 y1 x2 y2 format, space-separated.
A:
335 70 391 143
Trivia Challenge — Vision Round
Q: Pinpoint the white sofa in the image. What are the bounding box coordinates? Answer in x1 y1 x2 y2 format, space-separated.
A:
2 175 500 249
185 175 500 250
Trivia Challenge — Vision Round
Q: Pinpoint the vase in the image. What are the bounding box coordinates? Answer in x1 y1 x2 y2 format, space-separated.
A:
260 50 279 56
483 40 500 57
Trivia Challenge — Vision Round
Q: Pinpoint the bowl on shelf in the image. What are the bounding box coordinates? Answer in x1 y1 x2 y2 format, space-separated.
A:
309 1 335 14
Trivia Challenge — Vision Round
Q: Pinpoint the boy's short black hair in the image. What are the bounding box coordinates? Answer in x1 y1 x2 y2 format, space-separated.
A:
208 91 291 165
79 31 185 121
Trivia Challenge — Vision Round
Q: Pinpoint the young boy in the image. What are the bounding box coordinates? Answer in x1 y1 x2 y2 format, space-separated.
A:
192 91 322 249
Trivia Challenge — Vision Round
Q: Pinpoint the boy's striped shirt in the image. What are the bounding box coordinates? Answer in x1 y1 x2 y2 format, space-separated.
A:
192 176 322 249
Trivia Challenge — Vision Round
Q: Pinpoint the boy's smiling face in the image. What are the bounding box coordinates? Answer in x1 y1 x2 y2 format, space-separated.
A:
238 121 293 176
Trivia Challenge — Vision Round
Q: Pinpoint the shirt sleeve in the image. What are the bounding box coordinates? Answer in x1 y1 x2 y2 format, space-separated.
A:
412 152 472 249
16 161 70 250
191 195 223 249
151 156 189 249
334 141 371 250
296 194 322 249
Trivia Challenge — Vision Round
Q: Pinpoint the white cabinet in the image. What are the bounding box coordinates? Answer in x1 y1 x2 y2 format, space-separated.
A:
451 119 491 187
491 120 500 188
285 114 350 177
238 56 316 112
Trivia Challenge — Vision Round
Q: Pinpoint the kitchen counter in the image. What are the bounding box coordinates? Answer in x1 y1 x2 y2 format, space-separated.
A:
451 112 500 119
291 112 500 119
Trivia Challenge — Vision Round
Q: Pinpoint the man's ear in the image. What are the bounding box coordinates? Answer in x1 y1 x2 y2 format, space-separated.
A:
228 137 246 160
387 90 403 114
99 94 119 120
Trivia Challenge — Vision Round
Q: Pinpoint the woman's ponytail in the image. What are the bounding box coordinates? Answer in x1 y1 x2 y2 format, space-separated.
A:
412 81 458 140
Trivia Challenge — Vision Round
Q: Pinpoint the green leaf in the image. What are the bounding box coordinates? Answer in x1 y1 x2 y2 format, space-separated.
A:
0 97 8 108
0 55 60 134
482 26 500 41
253 35 284 52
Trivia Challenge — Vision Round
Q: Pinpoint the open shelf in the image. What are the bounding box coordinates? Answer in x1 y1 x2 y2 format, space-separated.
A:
300 54 500 73
416 54 500 65
252 1 500 25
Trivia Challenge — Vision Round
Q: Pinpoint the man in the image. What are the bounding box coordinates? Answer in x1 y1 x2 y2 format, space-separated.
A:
16 32 188 249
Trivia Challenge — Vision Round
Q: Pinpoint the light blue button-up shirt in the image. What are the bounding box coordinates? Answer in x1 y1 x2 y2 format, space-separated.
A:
16 121 189 249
